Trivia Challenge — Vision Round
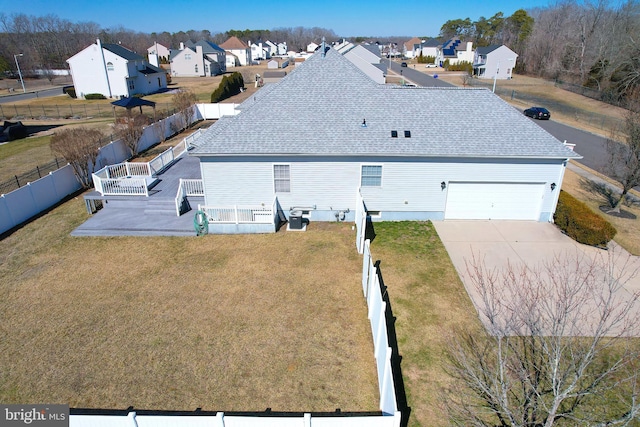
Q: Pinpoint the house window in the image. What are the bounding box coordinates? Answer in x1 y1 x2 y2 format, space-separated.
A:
274 164 290 193
361 165 382 187
185 53 191 60
128 80 135 90
106 62 114 71
195 64 198 73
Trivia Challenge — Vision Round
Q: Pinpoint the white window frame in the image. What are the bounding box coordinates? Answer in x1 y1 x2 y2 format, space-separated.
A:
106 62 114 71
273 164 291 193
361 164 383 187
185 53 191 60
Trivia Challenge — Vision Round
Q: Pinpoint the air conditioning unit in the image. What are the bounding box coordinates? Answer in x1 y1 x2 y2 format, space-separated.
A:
289 210 303 230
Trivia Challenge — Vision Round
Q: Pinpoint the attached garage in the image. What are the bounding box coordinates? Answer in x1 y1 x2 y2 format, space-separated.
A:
445 182 546 220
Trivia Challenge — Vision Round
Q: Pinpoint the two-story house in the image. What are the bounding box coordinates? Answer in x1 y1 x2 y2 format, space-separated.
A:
473 45 518 80
435 38 474 66
169 40 226 77
220 36 251 66
67 39 167 99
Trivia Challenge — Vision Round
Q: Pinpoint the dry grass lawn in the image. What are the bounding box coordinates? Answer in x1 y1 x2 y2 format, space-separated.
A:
434 71 628 138
0 198 379 412
368 222 481 427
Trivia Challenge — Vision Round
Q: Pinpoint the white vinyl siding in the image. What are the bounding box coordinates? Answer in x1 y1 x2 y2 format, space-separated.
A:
199 157 565 221
274 164 290 193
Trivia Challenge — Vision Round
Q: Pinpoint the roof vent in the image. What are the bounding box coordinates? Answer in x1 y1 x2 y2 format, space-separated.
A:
391 130 398 138
404 131 411 138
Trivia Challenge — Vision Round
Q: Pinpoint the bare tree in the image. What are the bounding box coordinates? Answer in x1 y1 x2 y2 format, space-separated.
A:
114 113 150 158
444 249 640 427
50 127 104 188
605 110 640 213
172 89 197 132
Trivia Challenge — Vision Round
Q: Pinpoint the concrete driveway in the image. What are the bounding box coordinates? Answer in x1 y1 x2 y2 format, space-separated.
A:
432 220 640 333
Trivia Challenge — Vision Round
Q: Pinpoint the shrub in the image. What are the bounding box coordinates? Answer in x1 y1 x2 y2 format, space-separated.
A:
210 72 245 103
64 87 76 98
554 190 617 247
85 93 106 100
446 61 473 73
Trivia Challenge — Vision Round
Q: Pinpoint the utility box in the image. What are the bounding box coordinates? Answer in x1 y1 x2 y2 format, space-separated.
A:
289 210 303 230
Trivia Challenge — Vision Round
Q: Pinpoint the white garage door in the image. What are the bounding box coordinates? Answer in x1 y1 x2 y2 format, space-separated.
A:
445 182 545 220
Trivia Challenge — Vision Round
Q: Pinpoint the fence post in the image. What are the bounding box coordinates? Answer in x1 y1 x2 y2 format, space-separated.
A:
14 175 20 189
36 165 41 178
235 205 239 224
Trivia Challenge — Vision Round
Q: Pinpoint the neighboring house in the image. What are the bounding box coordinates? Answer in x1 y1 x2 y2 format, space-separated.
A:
418 38 440 59
67 39 167 99
342 43 387 84
169 40 226 77
403 37 423 58
249 41 270 61
473 45 518 80
147 42 170 62
264 40 278 57
307 42 319 53
276 42 288 56
189 47 580 233
435 38 474 66
220 36 251 66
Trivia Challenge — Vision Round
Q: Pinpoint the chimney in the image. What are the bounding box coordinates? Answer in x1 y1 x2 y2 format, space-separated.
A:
180 42 185 50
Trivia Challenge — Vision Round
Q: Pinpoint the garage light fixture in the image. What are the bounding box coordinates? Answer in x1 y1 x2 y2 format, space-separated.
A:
550 182 556 191
441 181 446 190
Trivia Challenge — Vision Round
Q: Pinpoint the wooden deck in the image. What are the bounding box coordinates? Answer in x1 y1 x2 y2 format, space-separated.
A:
72 154 204 237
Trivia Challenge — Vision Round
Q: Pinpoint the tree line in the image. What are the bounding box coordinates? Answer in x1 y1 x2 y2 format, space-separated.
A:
0 13 337 74
439 0 639 108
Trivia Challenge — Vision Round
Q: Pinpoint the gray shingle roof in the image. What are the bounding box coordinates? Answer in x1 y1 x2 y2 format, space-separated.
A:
476 45 503 55
192 47 580 160
103 44 144 61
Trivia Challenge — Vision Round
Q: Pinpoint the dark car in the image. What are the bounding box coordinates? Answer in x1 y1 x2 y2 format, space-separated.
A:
524 107 551 120
401 62 408 67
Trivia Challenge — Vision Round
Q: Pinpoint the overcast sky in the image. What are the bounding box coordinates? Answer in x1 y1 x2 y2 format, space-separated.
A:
2 0 550 37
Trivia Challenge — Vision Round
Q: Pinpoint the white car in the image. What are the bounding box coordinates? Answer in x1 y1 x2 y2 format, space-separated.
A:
425 63 438 68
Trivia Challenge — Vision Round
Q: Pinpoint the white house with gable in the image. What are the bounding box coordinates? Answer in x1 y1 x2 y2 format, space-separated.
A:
189 47 581 234
67 39 167 99
473 44 518 80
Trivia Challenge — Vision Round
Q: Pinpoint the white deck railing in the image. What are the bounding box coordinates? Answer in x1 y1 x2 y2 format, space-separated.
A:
174 179 204 216
184 128 203 149
92 135 191 197
198 204 274 224
99 177 149 196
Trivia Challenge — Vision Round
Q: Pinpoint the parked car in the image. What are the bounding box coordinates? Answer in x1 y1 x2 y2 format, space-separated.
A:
524 107 551 120
401 62 408 67
425 63 437 68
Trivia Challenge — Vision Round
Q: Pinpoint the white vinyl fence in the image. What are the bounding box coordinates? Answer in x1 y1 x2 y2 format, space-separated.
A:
1 103 234 235
0 164 81 234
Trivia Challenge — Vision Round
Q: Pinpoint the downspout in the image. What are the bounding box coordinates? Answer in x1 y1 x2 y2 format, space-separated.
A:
97 38 113 98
